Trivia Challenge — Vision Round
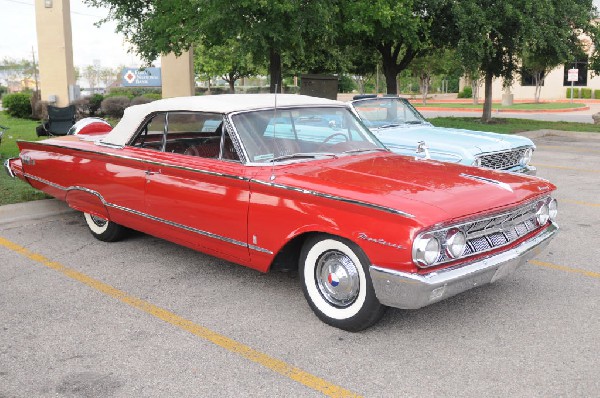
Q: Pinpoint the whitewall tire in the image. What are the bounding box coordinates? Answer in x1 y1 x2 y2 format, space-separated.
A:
83 212 127 242
300 234 386 331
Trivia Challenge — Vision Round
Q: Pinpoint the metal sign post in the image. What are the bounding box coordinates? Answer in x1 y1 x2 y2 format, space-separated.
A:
568 68 578 103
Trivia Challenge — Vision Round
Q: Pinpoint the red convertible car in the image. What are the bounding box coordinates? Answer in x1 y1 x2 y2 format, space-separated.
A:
5 94 558 331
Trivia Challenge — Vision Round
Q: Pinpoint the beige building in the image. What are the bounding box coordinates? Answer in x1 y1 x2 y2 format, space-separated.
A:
486 62 600 101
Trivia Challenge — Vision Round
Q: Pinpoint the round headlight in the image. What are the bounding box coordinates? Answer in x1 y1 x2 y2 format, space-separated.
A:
414 234 441 267
445 228 467 259
520 148 533 166
535 201 550 226
472 157 482 167
548 198 558 221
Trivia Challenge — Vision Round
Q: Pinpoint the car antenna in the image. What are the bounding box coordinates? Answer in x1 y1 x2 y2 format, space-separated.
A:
270 84 278 181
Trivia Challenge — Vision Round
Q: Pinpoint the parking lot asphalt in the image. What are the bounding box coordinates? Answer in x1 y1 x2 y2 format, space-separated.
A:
1 130 599 397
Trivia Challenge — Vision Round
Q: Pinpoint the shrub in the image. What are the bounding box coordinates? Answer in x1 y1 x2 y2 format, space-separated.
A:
130 96 154 106
457 86 473 98
106 87 161 99
101 96 130 118
338 75 356 93
2 92 33 118
0 85 7 97
594 90 600 99
566 88 579 98
580 88 592 99
72 94 104 118
141 93 161 101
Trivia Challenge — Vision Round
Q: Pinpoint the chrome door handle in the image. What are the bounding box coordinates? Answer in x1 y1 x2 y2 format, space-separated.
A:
145 170 161 175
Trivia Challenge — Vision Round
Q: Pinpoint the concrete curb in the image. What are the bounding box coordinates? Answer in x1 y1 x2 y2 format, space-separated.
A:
518 129 600 140
413 106 590 113
0 199 75 225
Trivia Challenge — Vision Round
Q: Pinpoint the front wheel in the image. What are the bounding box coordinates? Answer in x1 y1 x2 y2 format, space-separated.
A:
83 212 127 242
300 234 386 331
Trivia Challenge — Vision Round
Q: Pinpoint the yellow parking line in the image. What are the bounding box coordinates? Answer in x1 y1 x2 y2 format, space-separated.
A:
0 237 361 398
561 199 600 208
532 163 600 173
530 260 600 279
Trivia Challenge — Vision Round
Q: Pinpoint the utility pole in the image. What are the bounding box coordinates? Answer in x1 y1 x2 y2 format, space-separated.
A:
32 46 39 93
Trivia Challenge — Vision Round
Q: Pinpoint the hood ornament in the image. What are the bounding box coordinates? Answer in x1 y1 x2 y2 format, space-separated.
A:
415 141 430 160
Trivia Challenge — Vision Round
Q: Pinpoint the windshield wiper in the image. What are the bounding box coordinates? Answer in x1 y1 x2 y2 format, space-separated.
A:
342 148 388 155
378 123 401 129
268 152 338 163
405 120 424 124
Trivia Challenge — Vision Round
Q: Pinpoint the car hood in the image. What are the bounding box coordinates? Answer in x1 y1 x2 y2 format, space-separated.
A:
373 124 534 161
265 153 553 227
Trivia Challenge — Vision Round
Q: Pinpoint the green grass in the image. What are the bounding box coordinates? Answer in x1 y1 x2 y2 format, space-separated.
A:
0 112 49 205
429 117 600 134
414 102 587 110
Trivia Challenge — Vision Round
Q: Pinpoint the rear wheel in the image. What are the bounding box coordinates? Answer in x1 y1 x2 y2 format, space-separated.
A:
83 212 127 242
299 234 386 331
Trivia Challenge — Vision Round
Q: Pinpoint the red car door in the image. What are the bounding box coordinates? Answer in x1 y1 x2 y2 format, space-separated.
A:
134 112 253 264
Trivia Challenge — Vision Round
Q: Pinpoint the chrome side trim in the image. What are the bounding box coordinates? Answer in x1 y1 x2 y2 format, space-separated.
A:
4 158 16 178
250 179 415 218
19 141 250 182
370 222 558 310
22 173 272 255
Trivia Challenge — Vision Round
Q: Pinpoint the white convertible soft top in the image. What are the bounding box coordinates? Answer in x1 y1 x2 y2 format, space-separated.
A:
101 94 343 147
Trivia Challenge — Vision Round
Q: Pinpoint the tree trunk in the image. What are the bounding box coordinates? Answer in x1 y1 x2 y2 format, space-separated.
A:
381 58 398 95
482 72 494 122
228 72 235 93
269 48 282 93
534 72 543 103
471 80 479 105
420 74 430 104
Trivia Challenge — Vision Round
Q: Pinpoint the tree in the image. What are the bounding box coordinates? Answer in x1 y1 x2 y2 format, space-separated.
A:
340 0 453 95
86 0 341 93
0 58 38 90
408 49 461 103
452 0 598 121
82 65 101 92
194 40 259 93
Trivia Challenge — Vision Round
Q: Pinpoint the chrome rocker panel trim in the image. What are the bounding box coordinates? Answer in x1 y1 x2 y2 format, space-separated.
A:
369 222 558 310
21 172 273 255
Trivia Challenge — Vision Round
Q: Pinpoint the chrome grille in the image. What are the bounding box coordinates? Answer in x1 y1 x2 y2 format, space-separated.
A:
479 148 527 170
462 200 539 257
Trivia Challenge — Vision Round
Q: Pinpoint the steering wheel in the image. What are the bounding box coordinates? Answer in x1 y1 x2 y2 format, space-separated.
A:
318 133 348 150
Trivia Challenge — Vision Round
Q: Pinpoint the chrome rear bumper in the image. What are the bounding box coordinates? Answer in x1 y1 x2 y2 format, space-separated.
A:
4 158 16 178
369 222 558 310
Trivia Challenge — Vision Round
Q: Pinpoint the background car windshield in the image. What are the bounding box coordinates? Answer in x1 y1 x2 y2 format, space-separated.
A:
354 98 426 128
232 107 385 163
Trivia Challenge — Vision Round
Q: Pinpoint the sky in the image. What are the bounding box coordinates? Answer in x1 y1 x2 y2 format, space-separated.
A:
0 0 145 68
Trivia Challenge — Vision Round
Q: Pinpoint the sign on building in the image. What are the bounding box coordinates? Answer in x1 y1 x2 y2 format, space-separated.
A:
567 68 579 82
121 67 162 87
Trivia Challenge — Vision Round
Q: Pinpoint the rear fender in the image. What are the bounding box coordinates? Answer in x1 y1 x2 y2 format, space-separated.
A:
65 189 110 219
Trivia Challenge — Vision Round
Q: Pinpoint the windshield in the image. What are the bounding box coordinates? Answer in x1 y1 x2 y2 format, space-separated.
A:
352 98 427 128
231 106 386 163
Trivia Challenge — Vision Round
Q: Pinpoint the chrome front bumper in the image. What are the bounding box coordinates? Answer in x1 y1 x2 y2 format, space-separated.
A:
369 222 558 310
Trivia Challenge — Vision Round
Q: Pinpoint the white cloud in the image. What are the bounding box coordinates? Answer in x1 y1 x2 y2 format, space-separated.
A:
0 0 148 68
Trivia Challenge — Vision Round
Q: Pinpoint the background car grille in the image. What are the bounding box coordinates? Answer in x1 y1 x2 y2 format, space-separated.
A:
437 200 540 263
479 148 527 170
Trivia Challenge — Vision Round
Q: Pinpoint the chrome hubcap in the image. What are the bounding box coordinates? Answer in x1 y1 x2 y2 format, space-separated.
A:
315 250 360 307
90 215 107 228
